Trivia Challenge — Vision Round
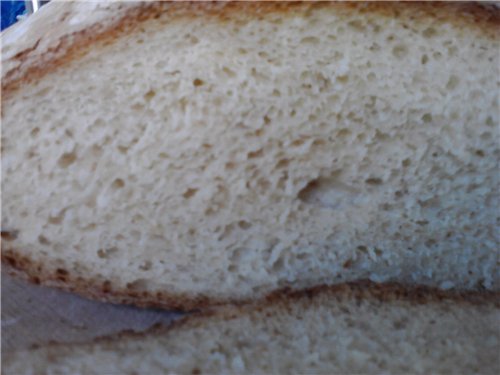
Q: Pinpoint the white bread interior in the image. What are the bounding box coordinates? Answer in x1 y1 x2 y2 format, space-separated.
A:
2 2 499 306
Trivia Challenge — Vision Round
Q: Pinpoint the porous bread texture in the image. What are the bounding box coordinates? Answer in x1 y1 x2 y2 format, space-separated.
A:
2 2 499 307
3 284 500 375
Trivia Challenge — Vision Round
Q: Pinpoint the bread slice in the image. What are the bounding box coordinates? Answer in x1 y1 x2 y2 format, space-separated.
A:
2 2 499 309
3 283 499 375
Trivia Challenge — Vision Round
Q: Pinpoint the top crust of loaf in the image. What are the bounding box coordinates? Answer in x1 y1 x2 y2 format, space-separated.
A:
1 2 499 98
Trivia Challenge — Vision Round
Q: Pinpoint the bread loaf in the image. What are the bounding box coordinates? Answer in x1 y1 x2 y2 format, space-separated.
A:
2 2 499 309
3 283 499 375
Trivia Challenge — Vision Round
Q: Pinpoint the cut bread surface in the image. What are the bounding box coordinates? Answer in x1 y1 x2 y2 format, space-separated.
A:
3 283 500 375
2 2 499 309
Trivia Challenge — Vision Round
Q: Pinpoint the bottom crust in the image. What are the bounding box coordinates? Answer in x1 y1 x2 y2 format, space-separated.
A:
2 248 498 312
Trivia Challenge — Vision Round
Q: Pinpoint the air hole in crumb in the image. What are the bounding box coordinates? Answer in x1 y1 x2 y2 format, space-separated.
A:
276 159 289 168
225 162 235 170
97 247 118 259
402 158 411 167
393 318 408 330
102 280 112 293
218 224 234 241
297 179 319 202
56 268 68 276
48 210 65 225
1 230 19 241
131 103 144 111
132 214 144 223
271 257 284 272
111 178 125 190
247 149 263 159
418 197 440 208
238 221 252 230
222 67 236 77
365 177 383 185
381 203 391 211
421 54 429 64
83 223 96 231
347 19 366 32
433 51 442 60
357 246 368 252
58 152 77 168
343 259 353 269
144 90 156 101
475 150 485 157
38 235 51 245
139 260 152 271
118 145 128 154
183 188 198 199
374 130 390 141
257 178 271 190
423 27 437 38
336 75 349 84
126 279 149 291
336 128 351 138
291 139 306 147
30 127 40 137
392 45 408 59
422 113 432 123
448 46 458 56
193 78 204 87
301 36 320 44
258 51 269 59
369 43 381 52
481 132 492 140
446 75 459 91
313 139 326 147
91 145 102 157
425 239 437 247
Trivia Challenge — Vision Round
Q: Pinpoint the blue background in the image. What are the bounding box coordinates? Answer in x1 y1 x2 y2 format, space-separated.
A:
1 1 26 31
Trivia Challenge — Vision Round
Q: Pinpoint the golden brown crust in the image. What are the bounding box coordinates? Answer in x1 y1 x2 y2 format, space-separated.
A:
3 247 499 313
2 248 213 312
2 1 499 98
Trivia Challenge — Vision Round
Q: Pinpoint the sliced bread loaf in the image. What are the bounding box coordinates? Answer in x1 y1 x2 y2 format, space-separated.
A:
3 283 500 375
1 2 499 309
